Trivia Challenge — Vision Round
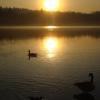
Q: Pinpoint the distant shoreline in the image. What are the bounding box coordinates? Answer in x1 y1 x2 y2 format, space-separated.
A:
0 7 100 26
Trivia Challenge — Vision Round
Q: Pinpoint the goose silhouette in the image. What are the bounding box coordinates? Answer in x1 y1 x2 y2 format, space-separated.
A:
29 96 44 100
74 73 95 92
28 50 38 57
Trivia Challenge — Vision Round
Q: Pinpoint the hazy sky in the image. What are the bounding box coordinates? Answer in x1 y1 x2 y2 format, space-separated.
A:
0 0 100 12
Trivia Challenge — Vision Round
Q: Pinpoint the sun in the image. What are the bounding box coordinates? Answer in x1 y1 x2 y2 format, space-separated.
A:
43 0 59 11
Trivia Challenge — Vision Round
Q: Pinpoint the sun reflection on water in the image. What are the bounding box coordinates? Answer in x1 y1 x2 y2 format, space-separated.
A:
45 26 57 31
47 26 56 29
43 37 58 58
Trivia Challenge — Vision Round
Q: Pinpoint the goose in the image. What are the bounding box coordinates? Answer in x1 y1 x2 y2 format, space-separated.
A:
29 96 44 100
74 73 95 92
28 50 38 57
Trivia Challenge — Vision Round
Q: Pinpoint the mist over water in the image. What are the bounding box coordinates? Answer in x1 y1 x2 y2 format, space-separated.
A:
0 26 100 100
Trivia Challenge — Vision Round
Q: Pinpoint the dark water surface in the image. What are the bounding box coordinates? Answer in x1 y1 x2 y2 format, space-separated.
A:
0 26 100 100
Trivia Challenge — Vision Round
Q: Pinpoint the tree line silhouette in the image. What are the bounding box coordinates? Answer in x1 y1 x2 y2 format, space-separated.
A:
0 7 100 26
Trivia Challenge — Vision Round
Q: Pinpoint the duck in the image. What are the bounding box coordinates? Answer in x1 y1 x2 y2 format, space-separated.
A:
28 50 38 57
29 96 44 100
74 73 95 92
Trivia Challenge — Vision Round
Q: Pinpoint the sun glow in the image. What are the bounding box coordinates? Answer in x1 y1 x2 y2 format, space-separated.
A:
44 37 58 58
46 38 57 52
43 0 59 11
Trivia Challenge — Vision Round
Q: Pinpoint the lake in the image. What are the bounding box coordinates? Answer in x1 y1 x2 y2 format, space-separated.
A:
0 26 100 100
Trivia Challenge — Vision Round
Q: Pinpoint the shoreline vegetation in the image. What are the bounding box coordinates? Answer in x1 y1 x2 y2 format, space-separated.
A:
0 7 100 26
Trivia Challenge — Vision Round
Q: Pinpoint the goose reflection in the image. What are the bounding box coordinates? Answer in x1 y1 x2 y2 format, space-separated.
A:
28 96 44 100
73 92 95 100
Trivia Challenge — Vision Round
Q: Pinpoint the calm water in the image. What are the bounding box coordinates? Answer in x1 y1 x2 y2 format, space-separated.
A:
0 26 100 100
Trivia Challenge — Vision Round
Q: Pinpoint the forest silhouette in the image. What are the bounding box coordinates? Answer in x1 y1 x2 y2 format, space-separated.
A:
0 7 100 26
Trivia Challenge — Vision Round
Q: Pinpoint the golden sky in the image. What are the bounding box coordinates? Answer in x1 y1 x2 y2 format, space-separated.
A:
0 0 100 12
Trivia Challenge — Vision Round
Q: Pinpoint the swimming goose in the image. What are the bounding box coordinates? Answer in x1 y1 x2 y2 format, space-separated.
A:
28 50 38 57
74 73 95 92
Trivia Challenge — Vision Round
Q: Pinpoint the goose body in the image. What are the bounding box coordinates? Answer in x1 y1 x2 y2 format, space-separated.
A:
28 50 38 57
74 73 95 92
